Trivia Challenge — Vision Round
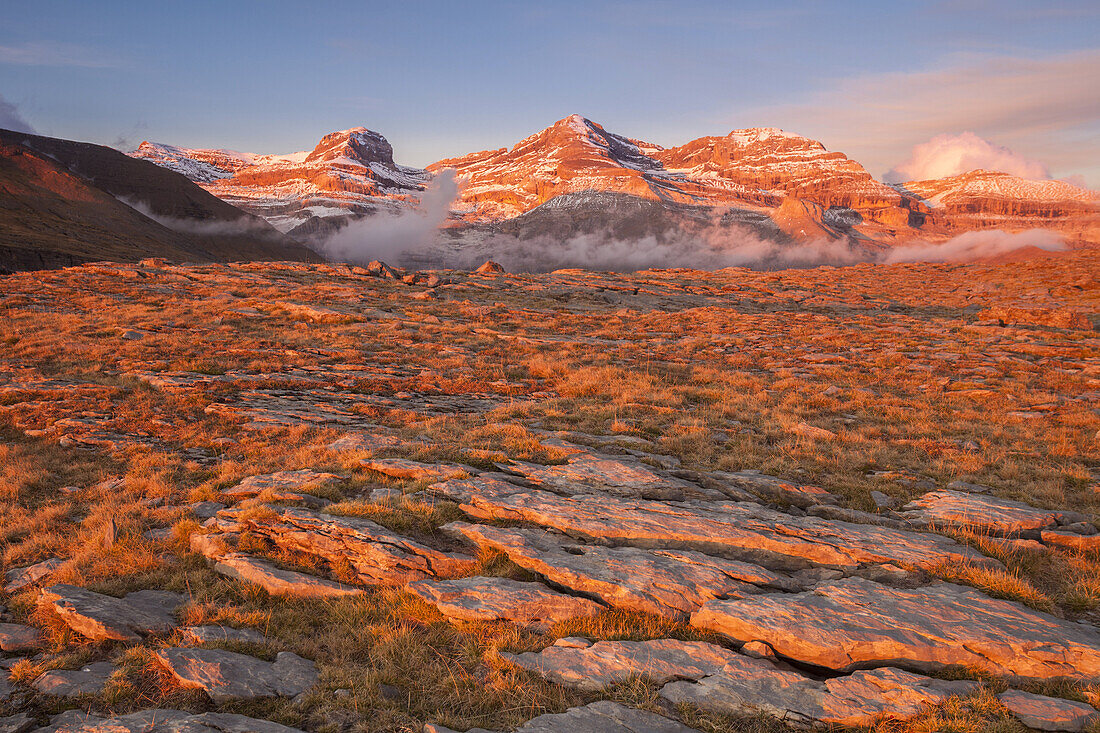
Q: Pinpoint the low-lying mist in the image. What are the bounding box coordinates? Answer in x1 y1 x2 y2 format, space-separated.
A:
316 187 1069 273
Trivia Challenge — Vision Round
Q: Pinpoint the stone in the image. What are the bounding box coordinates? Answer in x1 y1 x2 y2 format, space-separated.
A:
406 576 602 627
0 622 43 652
179 624 266 645
504 454 691 500
363 458 471 482
217 505 474 585
431 475 996 571
870 490 896 509
33 661 115 696
190 501 226 519
1042 530 1100 552
326 433 404 453
426 700 699 733
661 656 977 727
901 489 1068 536
997 689 1098 731
501 638 741 690
947 480 991 493
3 557 64 594
189 531 237 560
154 648 318 703
34 709 307 732
214 553 366 598
38 584 183 642
740 640 776 659
223 470 340 507
475 260 505 274
792 422 836 440
0 713 33 733
806 504 906 529
444 522 794 619
691 576 1100 679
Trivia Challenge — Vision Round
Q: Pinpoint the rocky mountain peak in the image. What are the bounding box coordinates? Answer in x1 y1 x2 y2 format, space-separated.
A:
305 127 395 166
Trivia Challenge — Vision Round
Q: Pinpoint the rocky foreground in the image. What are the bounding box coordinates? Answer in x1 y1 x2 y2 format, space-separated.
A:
0 251 1098 731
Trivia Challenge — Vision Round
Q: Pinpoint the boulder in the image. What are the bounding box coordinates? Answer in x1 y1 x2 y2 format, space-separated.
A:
362 458 471 482
431 475 996 571
33 709 307 732
997 690 1098 731
154 648 318 703
32 662 115 697
216 504 473 585
3 557 64 594
661 656 977 726
901 490 1071 536
214 553 366 598
501 638 741 690
406 576 602 628
0 623 43 652
38 585 183 642
445 522 794 619
691 577 1100 679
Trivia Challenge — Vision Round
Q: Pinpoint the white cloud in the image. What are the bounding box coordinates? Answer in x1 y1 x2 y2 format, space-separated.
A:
886 132 1050 182
741 49 1100 187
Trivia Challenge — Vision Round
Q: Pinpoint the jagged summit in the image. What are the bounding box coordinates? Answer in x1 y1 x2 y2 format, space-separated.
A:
305 127 395 166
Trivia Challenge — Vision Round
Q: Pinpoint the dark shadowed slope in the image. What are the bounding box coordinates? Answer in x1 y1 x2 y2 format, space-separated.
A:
0 128 322 272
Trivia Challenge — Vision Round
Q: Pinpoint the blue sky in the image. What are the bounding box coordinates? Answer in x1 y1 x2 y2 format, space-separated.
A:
1 0 1098 185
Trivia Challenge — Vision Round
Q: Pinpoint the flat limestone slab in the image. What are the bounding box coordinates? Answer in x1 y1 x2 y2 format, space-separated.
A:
431 475 995 571
33 708 307 732
692 576 1100 679
214 553 366 598
0 623 43 652
3 557 63 594
33 662 115 697
501 638 741 691
154 648 318 703
363 458 471 482
505 454 691 499
445 522 794 619
661 656 977 727
179 625 266 645
426 700 700 733
406 576 603 627
217 504 474 585
38 584 184 642
901 489 1075 536
997 690 1099 732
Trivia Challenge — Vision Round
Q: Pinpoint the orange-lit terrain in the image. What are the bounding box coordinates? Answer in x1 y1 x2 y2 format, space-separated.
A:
1 250 1098 731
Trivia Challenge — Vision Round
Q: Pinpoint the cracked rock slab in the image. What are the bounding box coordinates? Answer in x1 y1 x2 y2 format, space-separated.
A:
3 557 64 594
214 553 366 598
217 505 474 585
0 623 43 652
33 662 115 697
504 454 691 500
38 585 183 642
431 475 994 571
34 709 307 732
426 700 700 733
406 576 603 627
0 713 33 733
445 522 794 619
901 490 1075 536
501 638 742 690
179 625 266 646
692 576 1100 679
997 690 1098 731
362 458 471 482
660 656 978 727
154 648 318 703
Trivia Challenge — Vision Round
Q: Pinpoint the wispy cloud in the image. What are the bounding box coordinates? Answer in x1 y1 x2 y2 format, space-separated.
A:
742 49 1100 185
0 41 120 68
0 93 34 133
886 132 1050 182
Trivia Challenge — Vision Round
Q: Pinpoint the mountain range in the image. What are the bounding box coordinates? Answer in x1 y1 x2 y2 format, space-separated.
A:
131 114 1100 252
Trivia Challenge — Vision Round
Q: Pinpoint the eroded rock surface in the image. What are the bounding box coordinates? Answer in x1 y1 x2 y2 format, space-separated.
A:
217 505 473 584
38 585 183 642
406 576 602 627
431 475 995 571
901 489 1079 536
500 638 741 690
214 553 366 598
661 657 978 726
179 625 266 646
0 623 43 652
34 709 307 732
997 690 1099 731
363 458 471 482
504 454 690 499
692 576 1100 679
32 662 115 697
154 648 318 702
426 700 699 733
3 558 64 594
445 522 793 619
